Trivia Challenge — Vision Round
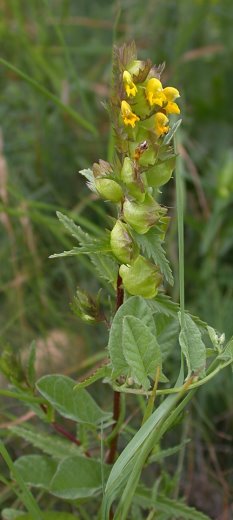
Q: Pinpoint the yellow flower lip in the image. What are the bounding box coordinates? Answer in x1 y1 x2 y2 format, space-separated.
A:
154 112 169 137
121 100 140 128
163 86 180 115
163 86 180 101
123 70 138 97
146 77 166 107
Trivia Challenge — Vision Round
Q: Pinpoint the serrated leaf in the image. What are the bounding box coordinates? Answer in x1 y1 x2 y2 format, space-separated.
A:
55 212 118 286
90 253 118 288
75 365 111 390
36 375 111 427
50 455 110 499
10 425 80 458
122 316 162 390
163 119 182 144
14 455 57 489
79 168 98 193
108 296 156 377
148 294 207 329
49 242 110 259
133 229 174 286
178 313 206 378
56 211 88 242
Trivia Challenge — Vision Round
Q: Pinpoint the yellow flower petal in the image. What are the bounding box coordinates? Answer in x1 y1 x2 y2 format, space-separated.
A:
121 100 140 128
165 101 180 115
146 78 165 107
154 112 169 137
123 70 138 97
163 86 180 101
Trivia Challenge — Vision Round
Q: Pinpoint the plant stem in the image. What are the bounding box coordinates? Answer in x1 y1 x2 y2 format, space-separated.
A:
106 272 124 465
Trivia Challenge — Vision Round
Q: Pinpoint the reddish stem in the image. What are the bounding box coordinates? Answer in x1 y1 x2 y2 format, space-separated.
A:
40 403 91 457
106 272 124 465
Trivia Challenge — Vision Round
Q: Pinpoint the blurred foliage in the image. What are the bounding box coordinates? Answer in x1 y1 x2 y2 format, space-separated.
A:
0 0 233 517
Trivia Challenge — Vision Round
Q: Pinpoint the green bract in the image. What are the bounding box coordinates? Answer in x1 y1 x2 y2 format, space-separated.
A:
110 220 138 264
95 178 123 202
120 157 145 202
119 255 162 298
123 194 163 234
146 157 176 187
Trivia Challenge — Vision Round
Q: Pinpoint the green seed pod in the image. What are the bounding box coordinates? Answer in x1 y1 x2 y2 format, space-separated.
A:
123 193 161 234
110 220 138 264
146 157 176 188
119 255 162 299
121 157 145 202
95 178 123 203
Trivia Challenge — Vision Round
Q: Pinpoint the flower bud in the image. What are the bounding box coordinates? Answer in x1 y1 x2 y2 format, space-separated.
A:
146 157 176 188
121 157 145 202
110 220 138 264
123 194 162 234
119 255 162 298
95 178 123 202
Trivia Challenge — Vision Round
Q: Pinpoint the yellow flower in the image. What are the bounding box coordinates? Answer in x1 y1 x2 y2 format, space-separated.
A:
155 112 169 137
121 100 140 128
146 78 166 107
123 70 137 97
163 87 180 114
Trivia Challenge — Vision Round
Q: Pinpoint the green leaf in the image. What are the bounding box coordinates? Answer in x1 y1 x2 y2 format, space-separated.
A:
2 509 25 520
14 455 57 489
178 313 206 378
49 243 110 259
122 316 162 390
55 212 118 286
10 425 80 458
218 336 233 370
135 489 212 519
36 375 111 427
154 314 179 361
133 229 174 286
2 510 77 520
90 253 118 288
148 439 190 463
26 341 36 387
79 168 98 193
148 294 207 329
108 296 156 377
50 455 110 499
164 119 182 144
102 386 192 519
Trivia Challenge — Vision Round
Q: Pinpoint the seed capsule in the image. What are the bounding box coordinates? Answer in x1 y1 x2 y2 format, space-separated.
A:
119 255 162 298
95 178 123 203
123 193 161 234
110 220 138 264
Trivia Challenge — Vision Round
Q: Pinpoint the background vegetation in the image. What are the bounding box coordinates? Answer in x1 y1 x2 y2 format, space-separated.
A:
0 0 232 518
